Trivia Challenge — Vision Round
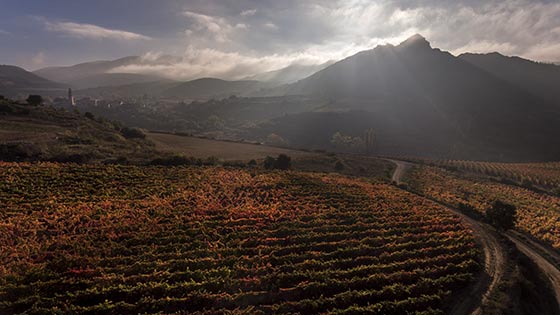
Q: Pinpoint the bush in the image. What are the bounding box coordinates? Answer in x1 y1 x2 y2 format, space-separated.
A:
0 143 42 161
150 155 194 166
248 159 257 167
274 154 291 170
84 112 95 120
26 95 43 106
121 127 146 139
263 156 275 170
0 104 14 114
50 153 94 164
521 179 534 189
486 200 517 231
263 154 292 170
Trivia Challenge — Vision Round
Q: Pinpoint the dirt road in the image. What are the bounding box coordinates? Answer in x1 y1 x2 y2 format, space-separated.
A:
384 159 413 185
506 231 560 304
387 159 505 314
387 158 560 311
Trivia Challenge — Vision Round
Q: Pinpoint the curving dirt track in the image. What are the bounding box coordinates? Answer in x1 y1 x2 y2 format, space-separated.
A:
506 231 560 304
387 159 507 315
387 158 560 312
384 159 413 185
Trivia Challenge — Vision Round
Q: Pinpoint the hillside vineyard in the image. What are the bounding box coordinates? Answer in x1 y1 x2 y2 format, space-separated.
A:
0 163 479 314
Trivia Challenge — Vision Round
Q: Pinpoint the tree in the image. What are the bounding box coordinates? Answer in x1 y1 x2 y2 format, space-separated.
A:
121 127 146 139
247 159 257 167
486 200 517 231
274 154 291 170
26 95 43 106
263 156 275 169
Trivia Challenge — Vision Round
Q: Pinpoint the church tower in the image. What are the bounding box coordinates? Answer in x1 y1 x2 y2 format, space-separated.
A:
68 88 75 106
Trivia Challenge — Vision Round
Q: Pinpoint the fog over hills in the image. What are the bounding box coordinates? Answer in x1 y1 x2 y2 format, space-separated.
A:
244 61 335 85
259 35 560 161
34 56 169 89
3 34 560 161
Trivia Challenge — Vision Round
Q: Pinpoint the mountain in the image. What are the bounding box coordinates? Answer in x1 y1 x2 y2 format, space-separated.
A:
0 65 65 97
459 52 560 105
244 61 335 85
262 34 560 161
161 78 266 100
76 77 268 100
76 80 178 98
34 56 167 89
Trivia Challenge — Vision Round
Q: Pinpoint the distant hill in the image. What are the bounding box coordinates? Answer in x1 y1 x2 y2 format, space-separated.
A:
34 56 167 89
244 61 334 85
262 34 560 161
161 78 266 100
0 65 65 97
459 52 560 105
76 80 178 98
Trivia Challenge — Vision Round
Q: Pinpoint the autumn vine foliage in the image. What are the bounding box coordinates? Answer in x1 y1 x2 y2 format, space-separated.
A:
0 162 479 314
406 165 560 250
436 160 560 191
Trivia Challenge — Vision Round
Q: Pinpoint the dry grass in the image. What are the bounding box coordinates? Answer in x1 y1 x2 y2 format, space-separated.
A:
147 132 317 161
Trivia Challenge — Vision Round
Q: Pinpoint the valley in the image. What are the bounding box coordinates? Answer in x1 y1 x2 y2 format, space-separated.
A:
2 3 560 313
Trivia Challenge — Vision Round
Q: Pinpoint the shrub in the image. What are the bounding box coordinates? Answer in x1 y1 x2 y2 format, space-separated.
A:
50 153 94 164
150 155 194 166
0 143 42 161
121 127 146 139
247 159 257 167
274 154 291 170
0 104 14 114
264 156 275 170
84 112 95 120
26 95 43 106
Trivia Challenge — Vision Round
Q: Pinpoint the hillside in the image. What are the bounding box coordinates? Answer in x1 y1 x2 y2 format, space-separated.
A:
244 61 334 85
0 65 65 97
34 56 167 89
0 100 157 163
0 163 482 314
459 52 560 105
266 34 560 161
76 79 178 98
161 78 265 99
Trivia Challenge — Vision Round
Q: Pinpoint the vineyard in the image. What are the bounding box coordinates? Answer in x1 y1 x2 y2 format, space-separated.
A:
434 160 560 192
0 163 480 314
405 165 560 251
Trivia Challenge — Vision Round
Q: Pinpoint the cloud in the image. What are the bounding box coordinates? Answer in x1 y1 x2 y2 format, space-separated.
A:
0 29 10 36
183 10 247 43
264 22 278 30
240 9 257 16
19 1 560 75
108 45 343 81
31 52 46 67
45 20 151 40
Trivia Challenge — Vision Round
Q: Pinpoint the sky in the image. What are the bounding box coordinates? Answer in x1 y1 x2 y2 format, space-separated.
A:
1 0 560 80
